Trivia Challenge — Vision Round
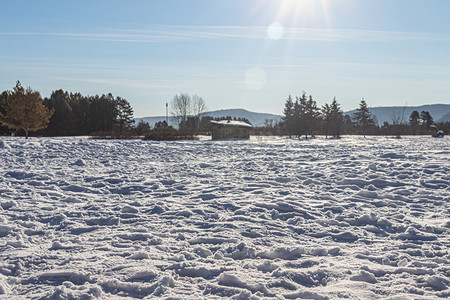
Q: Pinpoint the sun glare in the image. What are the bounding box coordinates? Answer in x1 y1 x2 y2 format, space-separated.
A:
267 22 284 40
264 0 330 41
273 0 330 28
249 0 330 90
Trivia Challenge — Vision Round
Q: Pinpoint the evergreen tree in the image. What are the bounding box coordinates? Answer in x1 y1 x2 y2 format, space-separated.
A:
329 97 344 138
154 120 168 128
282 95 295 137
352 98 374 137
0 91 8 135
303 95 320 139
115 96 134 135
181 116 196 131
0 81 54 138
135 120 151 135
69 92 89 135
43 89 74 136
293 92 307 138
321 103 331 138
321 98 344 138
199 116 213 132
420 111 433 133
284 92 320 139
87 94 117 133
409 110 420 135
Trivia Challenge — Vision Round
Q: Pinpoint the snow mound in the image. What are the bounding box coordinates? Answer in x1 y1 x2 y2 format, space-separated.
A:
218 272 270 295
127 270 158 281
0 274 9 295
257 247 304 260
350 270 377 284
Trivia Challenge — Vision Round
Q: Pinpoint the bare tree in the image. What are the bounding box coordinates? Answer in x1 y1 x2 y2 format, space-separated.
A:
170 93 207 132
170 93 191 130
191 95 207 133
390 105 406 139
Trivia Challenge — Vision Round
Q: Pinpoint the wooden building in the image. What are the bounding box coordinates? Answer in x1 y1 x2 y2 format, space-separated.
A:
210 120 253 140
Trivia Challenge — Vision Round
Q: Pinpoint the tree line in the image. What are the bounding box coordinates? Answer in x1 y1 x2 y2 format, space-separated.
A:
276 92 448 138
137 115 251 138
1 81 448 139
0 84 239 139
0 81 134 138
137 92 251 139
280 93 365 138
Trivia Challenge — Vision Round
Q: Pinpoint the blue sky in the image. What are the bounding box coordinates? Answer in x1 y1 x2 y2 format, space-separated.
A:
1 0 450 117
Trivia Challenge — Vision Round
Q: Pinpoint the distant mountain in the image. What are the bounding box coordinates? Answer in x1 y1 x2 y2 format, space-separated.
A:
135 108 282 127
345 104 450 125
438 112 450 122
136 104 450 128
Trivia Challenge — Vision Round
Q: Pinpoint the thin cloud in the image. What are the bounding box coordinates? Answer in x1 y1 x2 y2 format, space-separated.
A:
56 77 170 89
1 26 447 43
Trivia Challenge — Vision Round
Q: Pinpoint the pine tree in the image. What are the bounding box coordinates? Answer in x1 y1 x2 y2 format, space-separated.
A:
135 120 151 135
282 95 294 137
321 98 343 138
86 94 117 134
0 91 8 135
0 81 54 138
293 92 307 138
420 111 433 134
329 97 344 138
352 98 374 137
288 92 319 139
321 103 331 138
409 110 420 135
304 95 320 139
115 96 134 135
69 92 89 135
43 89 73 136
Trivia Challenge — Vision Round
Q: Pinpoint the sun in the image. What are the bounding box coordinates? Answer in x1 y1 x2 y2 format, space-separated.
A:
271 0 330 31
247 0 331 91
264 0 331 40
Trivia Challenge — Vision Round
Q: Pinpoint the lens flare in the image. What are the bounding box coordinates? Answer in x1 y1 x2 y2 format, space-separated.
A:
245 67 266 90
267 22 284 40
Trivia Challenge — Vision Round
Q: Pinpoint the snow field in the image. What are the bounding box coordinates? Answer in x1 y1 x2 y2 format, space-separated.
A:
0 136 449 299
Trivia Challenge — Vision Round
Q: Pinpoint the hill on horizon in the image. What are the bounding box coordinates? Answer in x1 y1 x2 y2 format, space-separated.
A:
345 104 450 125
136 104 450 128
135 108 282 127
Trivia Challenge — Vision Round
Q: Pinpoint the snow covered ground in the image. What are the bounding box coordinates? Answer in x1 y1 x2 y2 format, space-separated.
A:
0 135 449 299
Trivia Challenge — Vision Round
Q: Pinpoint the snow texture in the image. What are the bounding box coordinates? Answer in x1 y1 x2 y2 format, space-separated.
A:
0 135 449 299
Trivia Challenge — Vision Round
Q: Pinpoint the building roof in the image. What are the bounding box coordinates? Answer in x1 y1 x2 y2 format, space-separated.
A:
210 120 253 128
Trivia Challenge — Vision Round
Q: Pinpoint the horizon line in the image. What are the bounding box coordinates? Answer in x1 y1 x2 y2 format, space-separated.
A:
135 103 450 119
